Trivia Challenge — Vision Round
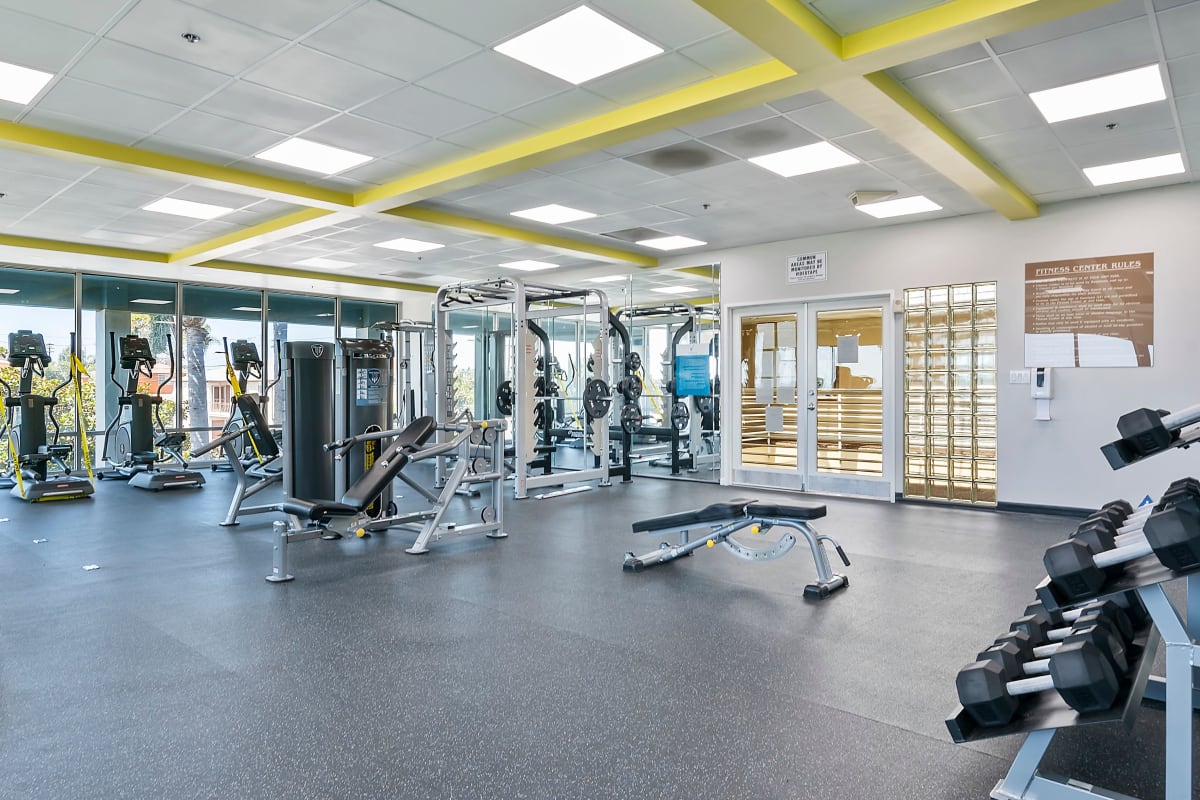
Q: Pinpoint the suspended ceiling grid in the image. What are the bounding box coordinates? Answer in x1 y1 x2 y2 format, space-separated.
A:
0 0 1193 299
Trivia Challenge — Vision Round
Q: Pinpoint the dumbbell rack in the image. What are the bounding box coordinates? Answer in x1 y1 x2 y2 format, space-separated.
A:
947 568 1199 800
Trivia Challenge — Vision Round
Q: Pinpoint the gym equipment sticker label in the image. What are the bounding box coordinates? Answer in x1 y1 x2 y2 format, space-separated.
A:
787 251 827 283
356 368 384 406
1024 252 1153 367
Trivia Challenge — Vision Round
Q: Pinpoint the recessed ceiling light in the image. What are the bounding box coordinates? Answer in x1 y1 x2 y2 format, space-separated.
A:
494 6 663 85
0 288 20 295
586 274 630 283
130 298 172 305
374 237 444 253
1030 65 1165 124
0 60 54 105
749 141 859 177
510 204 597 224
315 313 334 318
1083 152 1185 186
255 137 372 175
855 195 942 219
651 286 694 295
297 257 355 269
143 197 235 220
500 260 558 272
232 306 262 313
636 235 707 251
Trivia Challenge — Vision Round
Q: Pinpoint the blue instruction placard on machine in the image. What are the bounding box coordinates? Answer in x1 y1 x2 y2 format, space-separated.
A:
675 354 711 397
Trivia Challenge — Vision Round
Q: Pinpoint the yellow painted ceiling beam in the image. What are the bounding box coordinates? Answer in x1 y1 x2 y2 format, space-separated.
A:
0 121 352 208
0 233 168 263
384 206 659 267
202 260 437 293
168 208 349 265
688 0 1119 218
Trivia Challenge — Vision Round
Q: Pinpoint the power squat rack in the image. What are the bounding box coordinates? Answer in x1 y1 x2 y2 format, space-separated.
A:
946 402 1200 800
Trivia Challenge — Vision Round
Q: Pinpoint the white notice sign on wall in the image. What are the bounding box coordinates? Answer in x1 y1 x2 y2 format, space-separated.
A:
787 251 827 283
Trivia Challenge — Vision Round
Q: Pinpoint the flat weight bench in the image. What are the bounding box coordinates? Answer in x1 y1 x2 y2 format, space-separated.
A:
624 499 851 599
265 416 438 582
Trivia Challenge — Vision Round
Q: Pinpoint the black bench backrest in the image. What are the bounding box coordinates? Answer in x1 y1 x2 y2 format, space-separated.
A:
339 416 437 510
235 394 280 459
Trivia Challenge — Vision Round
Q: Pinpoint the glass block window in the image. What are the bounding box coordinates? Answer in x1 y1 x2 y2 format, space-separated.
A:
903 282 997 505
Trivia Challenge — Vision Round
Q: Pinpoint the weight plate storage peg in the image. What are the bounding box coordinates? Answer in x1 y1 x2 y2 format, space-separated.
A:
496 381 514 416
620 403 643 434
670 401 690 431
583 378 612 419
694 396 714 416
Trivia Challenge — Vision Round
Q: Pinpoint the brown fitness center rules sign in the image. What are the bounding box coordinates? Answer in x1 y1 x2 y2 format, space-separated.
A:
1024 252 1154 368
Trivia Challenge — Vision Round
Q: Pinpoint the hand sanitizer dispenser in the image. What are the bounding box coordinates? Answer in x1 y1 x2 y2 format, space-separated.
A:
1031 367 1052 420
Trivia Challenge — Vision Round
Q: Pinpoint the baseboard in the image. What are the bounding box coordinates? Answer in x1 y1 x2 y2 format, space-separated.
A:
895 493 1090 517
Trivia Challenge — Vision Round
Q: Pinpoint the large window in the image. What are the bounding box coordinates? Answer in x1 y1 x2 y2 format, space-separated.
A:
339 299 396 338
266 292 336 424
0 267 76 473
81 275 178 467
181 286 263 450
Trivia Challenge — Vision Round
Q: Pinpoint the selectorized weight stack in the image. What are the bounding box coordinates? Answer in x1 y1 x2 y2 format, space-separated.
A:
284 341 336 504
334 337 394 518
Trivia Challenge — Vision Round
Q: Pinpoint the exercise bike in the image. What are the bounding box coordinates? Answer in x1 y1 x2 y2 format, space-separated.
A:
97 332 205 490
1 329 94 502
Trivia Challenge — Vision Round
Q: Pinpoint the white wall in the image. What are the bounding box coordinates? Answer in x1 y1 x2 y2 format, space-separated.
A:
670 182 1200 509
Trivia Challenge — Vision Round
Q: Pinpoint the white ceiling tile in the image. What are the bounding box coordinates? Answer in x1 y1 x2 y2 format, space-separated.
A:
593 0 727 49
1168 53 1200 96
196 81 338 134
1183 124 1200 154
609 177 694 205
154 110 286 157
56 181 161 210
20 109 146 146
304 1 480 81
0 7 92 73
678 105 779 139
1158 2 1200 58
441 115 538 150
808 0 944 36
784 101 871 139
605 130 691 157
0 0 127 32
536 151 610 175
889 43 989 81
68 39 229 106
419 50 567 114
832 129 909 161
1154 0 1196 10
944 95 1045 139
678 31 772 74
179 0 362 39
170 185 267 208
1069 127 1184 167
356 85 492 137
1000 18 1158 92
82 167 189 195
1177 93 1200 127
988 0 1147 54
139 135 243 165
389 139 475 167
586 53 712 105
307 114 428 157
243 45 398 110
0 170 75 204
383 0 578 46
1033 187 1100 204
506 89 617 130
1051 103 1176 148
851 152 935 181
34 77 187 135
561 158 664 190
975 127 1064 161
767 90 827 114
901 59 1019 112
700 117 818 158
106 0 289 76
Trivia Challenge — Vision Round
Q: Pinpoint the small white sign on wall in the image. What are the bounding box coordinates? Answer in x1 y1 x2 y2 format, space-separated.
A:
787 251 827 283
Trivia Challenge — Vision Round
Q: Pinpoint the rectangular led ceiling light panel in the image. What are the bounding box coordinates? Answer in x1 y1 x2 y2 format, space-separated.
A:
855 195 942 219
494 6 663 85
749 141 859 177
0 288 21 294
297 257 355 269
586 274 630 282
500 260 558 271
636 235 706 250
510 204 597 224
232 306 262 312
1083 153 1184 186
1030 65 1166 124
0 60 53 104
143 197 235 220
130 298 172 305
255 137 372 174
374 237 444 252
651 286 694 295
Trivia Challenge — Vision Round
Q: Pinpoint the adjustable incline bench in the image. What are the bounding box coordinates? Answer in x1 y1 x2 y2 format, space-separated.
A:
625 499 851 599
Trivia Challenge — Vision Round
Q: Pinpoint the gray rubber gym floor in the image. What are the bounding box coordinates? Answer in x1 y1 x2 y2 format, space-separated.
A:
0 472 1192 799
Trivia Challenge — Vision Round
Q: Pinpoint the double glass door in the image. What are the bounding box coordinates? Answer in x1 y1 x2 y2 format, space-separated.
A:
734 296 893 499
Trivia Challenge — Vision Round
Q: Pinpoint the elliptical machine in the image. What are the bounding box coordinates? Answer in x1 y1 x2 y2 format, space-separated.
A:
1 329 95 502
211 338 280 473
97 332 205 490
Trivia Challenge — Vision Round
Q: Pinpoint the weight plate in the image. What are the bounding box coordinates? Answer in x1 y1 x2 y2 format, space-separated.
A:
626 351 642 372
694 396 714 416
617 374 643 402
533 375 547 397
586 355 595 373
583 378 612 419
670 401 690 431
496 380 514 416
480 506 497 524
620 403 643 434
